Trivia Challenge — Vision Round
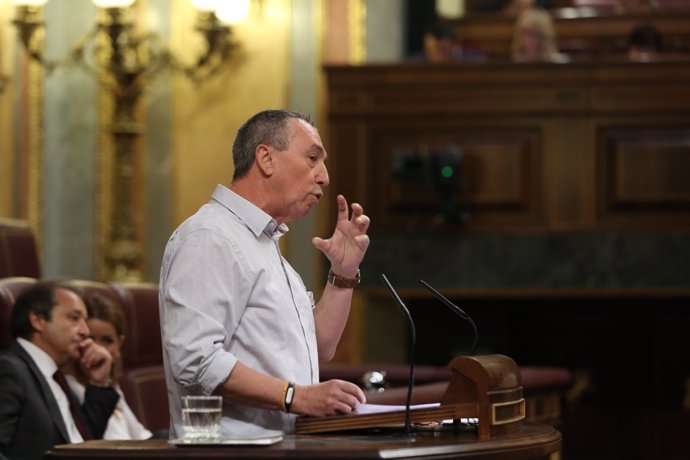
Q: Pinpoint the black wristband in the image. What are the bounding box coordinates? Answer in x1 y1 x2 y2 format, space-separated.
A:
283 381 296 413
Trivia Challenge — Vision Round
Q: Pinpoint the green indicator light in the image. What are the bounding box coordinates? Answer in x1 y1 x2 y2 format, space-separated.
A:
441 166 454 178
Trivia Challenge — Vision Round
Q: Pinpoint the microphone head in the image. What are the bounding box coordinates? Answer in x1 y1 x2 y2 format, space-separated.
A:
381 274 411 316
419 279 479 356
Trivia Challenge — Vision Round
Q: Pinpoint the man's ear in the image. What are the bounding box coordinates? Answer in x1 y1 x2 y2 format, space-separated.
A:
28 311 46 333
255 144 274 177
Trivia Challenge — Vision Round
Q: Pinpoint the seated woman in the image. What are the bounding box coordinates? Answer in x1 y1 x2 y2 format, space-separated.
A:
64 293 153 440
511 8 569 63
627 23 663 62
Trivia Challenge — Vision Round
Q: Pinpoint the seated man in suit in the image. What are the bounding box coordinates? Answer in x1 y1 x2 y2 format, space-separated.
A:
0 280 120 460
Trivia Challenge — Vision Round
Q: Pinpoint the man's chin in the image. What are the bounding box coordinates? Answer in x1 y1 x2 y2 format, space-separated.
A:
286 206 315 223
301 206 315 219
68 345 82 359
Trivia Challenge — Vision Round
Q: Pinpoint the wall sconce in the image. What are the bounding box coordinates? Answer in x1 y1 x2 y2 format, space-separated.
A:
12 0 248 281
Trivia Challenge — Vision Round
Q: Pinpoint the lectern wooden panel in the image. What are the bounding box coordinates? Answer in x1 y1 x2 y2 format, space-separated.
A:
295 354 525 441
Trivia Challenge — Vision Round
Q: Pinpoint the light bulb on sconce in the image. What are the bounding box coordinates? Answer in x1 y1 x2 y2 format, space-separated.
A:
216 0 251 25
190 0 251 24
189 0 218 11
91 0 137 8
12 0 50 6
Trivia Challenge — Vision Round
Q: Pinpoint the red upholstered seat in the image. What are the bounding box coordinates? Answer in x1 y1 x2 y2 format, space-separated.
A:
109 282 162 369
520 366 574 393
0 218 41 279
69 279 121 310
108 282 168 433
0 277 39 349
118 365 169 433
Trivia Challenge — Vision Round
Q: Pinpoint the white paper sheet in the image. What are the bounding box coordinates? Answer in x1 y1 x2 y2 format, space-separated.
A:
354 403 441 414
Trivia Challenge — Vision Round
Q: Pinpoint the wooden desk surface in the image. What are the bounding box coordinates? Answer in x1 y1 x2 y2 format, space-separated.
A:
45 424 561 460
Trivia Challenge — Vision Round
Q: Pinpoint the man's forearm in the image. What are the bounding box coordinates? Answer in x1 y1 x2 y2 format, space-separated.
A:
313 282 356 361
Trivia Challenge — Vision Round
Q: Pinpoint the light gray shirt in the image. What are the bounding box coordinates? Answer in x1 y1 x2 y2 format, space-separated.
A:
159 184 319 439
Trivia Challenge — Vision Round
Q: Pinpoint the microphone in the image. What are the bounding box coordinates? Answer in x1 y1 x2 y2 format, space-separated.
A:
380 274 415 435
419 279 478 356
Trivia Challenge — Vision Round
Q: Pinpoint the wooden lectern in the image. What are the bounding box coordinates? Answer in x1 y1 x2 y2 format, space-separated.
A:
296 354 525 440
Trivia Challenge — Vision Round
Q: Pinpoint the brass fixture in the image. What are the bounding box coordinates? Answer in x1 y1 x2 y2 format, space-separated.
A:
12 0 247 280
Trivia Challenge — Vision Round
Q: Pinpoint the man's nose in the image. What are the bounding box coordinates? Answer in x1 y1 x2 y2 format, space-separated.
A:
78 319 90 336
317 163 330 186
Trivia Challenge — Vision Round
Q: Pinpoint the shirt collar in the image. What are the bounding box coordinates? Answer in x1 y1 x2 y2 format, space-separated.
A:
210 184 289 240
17 337 58 379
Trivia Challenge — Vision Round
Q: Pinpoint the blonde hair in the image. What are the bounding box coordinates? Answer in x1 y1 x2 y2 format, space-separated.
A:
511 8 560 62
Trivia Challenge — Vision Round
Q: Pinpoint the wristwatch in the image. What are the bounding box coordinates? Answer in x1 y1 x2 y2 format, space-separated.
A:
327 269 361 289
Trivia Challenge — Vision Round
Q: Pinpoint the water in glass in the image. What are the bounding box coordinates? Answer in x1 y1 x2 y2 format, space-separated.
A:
181 395 222 441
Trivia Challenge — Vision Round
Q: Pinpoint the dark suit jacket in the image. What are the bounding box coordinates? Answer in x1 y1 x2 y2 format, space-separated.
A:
0 341 119 460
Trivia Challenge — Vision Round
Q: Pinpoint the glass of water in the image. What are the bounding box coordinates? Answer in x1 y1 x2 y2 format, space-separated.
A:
181 395 222 442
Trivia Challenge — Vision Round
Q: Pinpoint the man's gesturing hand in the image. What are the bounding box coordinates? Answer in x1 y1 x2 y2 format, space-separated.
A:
312 194 371 278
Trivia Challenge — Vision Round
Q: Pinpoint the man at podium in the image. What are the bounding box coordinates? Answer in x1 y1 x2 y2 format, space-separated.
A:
159 110 370 439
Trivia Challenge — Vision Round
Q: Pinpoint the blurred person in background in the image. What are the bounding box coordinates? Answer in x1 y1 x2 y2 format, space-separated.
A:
512 8 569 63
627 23 663 62
413 20 486 62
423 20 462 62
64 293 153 440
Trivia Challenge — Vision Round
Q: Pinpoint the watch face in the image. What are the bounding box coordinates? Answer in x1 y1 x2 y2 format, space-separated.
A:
285 386 295 404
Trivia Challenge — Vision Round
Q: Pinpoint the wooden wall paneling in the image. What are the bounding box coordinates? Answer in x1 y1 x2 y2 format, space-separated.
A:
325 61 690 233
327 122 366 221
596 124 690 229
366 121 544 232
589 71 690 113
543 117 596 230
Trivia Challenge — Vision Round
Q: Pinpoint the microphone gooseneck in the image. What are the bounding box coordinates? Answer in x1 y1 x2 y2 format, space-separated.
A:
380 274 415 435
419 279 479 356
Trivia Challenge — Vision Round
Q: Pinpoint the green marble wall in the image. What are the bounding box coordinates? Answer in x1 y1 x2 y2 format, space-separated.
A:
360 233 690 289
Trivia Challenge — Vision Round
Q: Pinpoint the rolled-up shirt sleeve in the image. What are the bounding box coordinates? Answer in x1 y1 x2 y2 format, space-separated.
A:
161 227 249 395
